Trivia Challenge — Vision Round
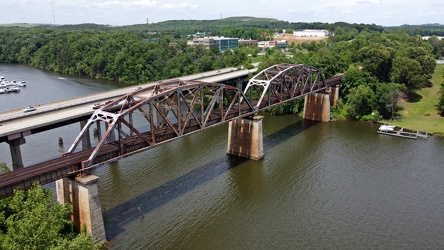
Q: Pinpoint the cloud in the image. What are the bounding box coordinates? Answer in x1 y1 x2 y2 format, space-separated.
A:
355 0 371 4
92 0 158 8
341 10 356 14
160 2 198 10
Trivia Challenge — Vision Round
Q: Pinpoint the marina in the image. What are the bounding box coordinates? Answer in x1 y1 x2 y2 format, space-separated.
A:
377 124 429 139
0 75 26 94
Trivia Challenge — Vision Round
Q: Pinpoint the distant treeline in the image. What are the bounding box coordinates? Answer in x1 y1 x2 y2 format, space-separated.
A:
386 24 444 36
1 17 444 118
0 28 254 84
126 17 385 38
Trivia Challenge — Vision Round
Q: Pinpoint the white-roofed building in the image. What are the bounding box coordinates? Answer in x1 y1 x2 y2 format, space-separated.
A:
293 30 329 37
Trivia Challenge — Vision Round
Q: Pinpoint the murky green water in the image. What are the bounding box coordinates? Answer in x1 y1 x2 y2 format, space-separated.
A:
94 117 444 249
2 64 444 249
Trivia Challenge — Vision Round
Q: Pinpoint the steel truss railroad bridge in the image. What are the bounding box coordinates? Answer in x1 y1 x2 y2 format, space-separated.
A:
0 63 344 198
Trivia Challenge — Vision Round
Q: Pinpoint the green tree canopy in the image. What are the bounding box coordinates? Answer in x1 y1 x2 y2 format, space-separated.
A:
346 85 376 119
358 43 393 82
0 184 99 250
376 83 405 119
391 56 424 91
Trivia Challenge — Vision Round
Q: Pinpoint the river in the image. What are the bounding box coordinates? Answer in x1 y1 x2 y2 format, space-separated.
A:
1 64 444 249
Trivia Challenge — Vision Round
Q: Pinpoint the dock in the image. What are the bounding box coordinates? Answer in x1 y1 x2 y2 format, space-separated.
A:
377 126 429 139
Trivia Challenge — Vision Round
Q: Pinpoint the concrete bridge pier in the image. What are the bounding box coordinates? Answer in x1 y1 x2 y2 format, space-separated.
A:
80 120 92 150
303 93 331 122
105 123 116 143
226 115 264 160
328 85 340 106
95 121 102 140
235 78 243 90
56 174 106 244
7 137 26 170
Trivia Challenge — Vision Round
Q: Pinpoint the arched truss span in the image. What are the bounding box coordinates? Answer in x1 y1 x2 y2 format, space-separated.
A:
67 80 255 170
244 63 326 110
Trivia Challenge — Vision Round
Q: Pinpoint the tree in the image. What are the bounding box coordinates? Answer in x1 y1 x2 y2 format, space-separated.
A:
0 183 99 250
358 43 393 82
438 83 444 117
377 83 404 119
346 85 376 119
391 56 424 91
0 163 9 175
340 65 378 101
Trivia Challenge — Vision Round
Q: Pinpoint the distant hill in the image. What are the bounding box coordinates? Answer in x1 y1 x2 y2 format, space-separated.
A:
9 16 444 35
385 23 444 36
127 16 289 33
119 16 384 35
0 23 45 27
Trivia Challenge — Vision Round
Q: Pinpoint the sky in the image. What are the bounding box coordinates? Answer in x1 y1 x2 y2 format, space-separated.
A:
2 0 444 27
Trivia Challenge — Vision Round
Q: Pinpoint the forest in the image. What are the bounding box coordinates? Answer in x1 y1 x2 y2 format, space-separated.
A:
1 17 444 120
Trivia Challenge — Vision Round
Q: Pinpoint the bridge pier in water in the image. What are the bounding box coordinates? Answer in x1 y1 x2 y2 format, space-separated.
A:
56 174 106 244
328 85 340 106
226 115 264 160
80 120 92 150
303 93 331 122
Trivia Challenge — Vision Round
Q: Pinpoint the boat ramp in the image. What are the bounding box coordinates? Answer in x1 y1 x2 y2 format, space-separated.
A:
377 124 429 139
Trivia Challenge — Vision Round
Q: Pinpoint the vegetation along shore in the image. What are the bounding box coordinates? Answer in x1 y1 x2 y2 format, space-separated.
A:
0 17 443 133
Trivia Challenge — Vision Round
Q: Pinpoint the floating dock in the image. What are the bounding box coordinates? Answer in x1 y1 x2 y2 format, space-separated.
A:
377 125 429 139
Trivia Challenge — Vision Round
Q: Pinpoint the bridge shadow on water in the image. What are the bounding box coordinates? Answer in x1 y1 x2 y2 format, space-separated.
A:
104 119 319 240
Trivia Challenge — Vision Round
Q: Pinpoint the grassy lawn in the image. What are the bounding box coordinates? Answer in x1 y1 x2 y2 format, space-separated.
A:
384 63 444 135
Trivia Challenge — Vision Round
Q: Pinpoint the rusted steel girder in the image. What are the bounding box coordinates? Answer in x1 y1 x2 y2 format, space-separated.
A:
244 63 327 111
65 80 255 172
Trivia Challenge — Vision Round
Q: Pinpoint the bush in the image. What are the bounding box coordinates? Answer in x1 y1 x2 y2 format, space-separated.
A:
361 111 380 122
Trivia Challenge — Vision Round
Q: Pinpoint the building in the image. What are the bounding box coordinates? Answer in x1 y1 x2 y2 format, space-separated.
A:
187 37 239 51
293 29 329 37
239 39 258 46
258 40 288 49
422 36 444 40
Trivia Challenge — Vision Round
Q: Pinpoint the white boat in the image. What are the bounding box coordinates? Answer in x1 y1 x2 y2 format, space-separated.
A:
0 89 5 94
379 125 396 131
13 82 26 87
10 87 20 93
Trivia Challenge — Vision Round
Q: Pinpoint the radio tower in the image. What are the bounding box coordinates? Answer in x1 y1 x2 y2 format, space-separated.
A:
51 0 56 25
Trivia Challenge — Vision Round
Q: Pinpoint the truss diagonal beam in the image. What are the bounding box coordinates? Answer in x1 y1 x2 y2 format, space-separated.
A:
243 63 328 110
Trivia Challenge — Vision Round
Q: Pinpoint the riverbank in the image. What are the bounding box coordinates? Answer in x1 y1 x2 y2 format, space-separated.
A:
384 63 444 135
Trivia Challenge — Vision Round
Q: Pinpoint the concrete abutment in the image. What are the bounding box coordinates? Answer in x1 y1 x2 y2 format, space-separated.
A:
56 174 106 244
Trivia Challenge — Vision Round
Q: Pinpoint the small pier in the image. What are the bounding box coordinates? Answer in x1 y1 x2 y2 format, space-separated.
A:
377 125 429 139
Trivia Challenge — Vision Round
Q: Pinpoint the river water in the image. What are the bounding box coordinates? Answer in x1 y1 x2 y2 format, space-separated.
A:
1 64 444 249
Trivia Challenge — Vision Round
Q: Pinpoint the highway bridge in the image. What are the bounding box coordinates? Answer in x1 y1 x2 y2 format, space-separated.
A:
0 66 257 170
0 66 257 140
0 64 343 199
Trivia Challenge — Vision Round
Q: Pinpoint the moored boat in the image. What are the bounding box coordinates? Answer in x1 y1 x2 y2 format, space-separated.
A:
378 125 396 131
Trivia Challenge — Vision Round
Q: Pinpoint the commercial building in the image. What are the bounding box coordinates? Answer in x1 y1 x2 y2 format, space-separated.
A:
239 39 258 46
187 37 239 51
258 40 288 49
293 30 329 37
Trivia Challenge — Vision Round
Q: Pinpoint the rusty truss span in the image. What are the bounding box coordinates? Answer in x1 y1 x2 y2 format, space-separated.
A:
0 63 344 199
